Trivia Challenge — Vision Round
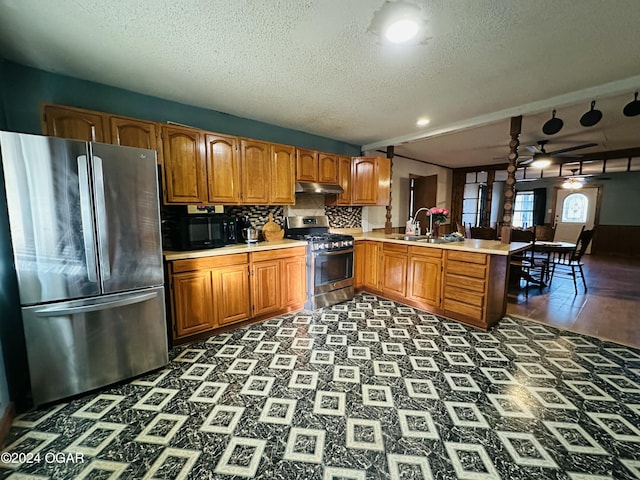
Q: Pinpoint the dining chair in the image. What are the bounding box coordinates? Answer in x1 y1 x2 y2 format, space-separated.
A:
548 226 595 294
470 226 498 240
509 227 545 298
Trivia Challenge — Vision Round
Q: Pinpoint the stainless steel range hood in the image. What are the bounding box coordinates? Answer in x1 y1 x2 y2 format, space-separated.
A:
295 182 344 195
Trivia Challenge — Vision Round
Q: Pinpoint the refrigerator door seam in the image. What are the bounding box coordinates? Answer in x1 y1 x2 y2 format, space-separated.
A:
91 154 111 281
77 154 99 284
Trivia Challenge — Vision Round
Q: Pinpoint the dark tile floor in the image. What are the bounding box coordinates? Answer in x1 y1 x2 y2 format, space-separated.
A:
2 294 640 479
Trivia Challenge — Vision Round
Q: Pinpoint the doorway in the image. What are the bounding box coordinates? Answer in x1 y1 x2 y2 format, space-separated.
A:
409 175 437 229
553 186 600 253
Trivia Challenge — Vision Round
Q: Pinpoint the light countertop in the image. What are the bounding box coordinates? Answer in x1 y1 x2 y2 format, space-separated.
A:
353 232 529 256
164 239 308 261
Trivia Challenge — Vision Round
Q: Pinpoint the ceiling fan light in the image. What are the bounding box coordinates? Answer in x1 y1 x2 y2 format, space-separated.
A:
562 178 583 189
529 158 551 169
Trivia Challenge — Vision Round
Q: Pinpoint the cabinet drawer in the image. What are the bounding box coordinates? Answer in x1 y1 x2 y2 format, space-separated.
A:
409 246 442 258
445 273 486 293
443 298 483 320
171 253 248 273
445 286 484 307
447 251 487 265
383 243 408 254
251 246 306 263
446 260 486 279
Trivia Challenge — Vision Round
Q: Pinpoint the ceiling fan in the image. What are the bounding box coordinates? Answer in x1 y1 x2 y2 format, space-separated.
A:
517 140 598 167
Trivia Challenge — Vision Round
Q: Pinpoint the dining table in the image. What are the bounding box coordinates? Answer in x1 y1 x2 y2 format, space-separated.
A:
532 240 577 283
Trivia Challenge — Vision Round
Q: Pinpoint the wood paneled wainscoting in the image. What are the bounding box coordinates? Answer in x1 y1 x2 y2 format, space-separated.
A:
591 225 640 257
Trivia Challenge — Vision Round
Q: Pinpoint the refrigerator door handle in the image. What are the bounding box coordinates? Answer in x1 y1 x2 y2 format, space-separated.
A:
31 291 158 317
92 155 111 280
77 155 98 283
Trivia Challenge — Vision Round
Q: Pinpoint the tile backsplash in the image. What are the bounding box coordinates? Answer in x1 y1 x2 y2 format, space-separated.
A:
224 196 362 229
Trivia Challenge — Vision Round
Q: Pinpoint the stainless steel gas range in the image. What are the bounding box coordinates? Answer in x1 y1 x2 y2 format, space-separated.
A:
285 216 354 310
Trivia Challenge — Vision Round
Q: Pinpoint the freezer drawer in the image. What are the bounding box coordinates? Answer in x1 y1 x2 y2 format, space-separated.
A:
22 286 168 406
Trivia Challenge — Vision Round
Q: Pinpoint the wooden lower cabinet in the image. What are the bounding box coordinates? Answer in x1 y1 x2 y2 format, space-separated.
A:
407 247 442 308
250 247 307 316
171 269 215 338
381 244 408 297
214 264 251 325
363 241 381 290
282 255 307 307
354 241 365 289
168 247 307 343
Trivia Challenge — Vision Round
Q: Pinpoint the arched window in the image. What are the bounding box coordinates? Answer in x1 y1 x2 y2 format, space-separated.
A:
561 193 588 223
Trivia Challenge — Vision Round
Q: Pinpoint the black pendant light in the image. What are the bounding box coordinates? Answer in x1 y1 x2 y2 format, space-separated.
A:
542 109 564 135
623 91 640 117
580 100 602 127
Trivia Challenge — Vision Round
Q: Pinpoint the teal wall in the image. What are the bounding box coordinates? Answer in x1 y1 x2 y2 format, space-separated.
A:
0 60 361 155
515 170 640 225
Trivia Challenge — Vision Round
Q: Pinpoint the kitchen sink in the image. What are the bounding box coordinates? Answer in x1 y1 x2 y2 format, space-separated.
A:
389 234 430 241
416 238 448 244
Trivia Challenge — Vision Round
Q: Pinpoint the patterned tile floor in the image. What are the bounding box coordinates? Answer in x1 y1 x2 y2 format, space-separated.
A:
2 294 640 479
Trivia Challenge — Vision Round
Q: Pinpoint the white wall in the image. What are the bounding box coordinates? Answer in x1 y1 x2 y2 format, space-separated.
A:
362 154 452 231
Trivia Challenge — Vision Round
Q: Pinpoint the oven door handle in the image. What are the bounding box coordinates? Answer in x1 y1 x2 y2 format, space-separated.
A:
313 248 354 257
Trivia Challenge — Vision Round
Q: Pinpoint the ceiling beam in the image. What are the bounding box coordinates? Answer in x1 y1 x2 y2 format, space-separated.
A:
362 75 640 151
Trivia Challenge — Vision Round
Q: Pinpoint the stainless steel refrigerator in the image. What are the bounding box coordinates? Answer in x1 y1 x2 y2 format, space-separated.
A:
0 131 168 406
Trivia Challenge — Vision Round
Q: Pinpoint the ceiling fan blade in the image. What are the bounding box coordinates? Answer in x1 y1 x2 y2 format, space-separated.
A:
549 143 598 155
525 145 540 154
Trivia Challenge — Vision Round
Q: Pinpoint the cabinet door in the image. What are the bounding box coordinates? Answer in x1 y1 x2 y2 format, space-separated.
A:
270 143 295 205
408 255 442 307
354 241 365 289
318 153 338 184
376 156 391 206
43 105 109 143
251 260 282 316
214 264 251 325
162 126 206 203
336 156 352 205
352 157 377 205
171 270 215 338
296 148 318 182
364 241 381 290
240 139 270 204
206 133 240 204
382 252 408 297
282 255 307 307
110 116 160 164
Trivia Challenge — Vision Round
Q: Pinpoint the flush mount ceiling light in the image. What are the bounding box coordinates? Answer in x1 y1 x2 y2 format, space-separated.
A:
385 18 419 43
416 117 430 126
369 1 427 46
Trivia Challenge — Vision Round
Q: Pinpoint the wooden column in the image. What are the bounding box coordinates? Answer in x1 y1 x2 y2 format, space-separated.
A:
501 115 521 243
384 146 394 234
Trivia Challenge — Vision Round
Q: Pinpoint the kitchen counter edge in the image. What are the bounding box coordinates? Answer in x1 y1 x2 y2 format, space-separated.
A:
353 232 528 255
164 239 308 261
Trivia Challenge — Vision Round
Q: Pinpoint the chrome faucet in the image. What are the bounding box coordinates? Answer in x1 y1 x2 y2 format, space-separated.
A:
412 207 431 236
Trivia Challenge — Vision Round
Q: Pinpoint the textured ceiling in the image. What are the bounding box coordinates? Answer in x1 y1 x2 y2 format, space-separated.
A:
1 0 640 168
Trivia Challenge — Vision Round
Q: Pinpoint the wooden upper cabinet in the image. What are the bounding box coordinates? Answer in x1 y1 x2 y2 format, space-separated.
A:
351 156 391 206
42 105 109 143
205 133 240 204
240 139 270 204
336 156 352 205
270 143 295 205
296 148 318 182
318 153 338 184
162 125 206 204
110 116 160 161
352 157 377 205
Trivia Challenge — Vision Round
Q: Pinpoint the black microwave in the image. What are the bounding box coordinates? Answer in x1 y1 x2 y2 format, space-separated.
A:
171 214 239 250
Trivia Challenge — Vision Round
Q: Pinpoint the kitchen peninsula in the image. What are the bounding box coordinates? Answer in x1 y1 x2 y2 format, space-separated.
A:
353 233 529 330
